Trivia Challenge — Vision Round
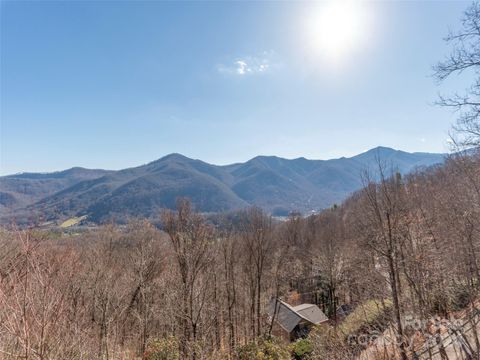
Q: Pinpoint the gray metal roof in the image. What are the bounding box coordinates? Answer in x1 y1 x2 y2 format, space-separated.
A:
292 304 316 311
267 299 328 333
293 304 328 324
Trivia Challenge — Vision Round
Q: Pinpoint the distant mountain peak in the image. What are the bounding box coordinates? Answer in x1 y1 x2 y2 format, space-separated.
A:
251 155 281 161
149 153 192 164
366 146 399 154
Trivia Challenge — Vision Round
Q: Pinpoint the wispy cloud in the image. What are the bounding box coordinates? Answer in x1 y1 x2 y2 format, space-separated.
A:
217 51 279 76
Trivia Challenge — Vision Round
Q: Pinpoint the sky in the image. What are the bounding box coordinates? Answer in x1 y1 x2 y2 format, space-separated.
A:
0 0 473 175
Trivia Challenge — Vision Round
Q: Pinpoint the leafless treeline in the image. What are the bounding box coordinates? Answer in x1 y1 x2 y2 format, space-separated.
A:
0 200 319 359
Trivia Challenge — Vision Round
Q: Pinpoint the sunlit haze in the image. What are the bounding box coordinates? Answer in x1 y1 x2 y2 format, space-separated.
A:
304 1 373 66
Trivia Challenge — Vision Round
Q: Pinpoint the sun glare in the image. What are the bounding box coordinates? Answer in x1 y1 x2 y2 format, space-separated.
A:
305 1 371 66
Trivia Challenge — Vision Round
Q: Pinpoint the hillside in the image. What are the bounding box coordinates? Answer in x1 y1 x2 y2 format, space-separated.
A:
0 167 111 217
0 147 446 224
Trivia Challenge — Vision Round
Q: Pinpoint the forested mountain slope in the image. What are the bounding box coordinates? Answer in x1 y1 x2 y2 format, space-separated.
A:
0 147 445 224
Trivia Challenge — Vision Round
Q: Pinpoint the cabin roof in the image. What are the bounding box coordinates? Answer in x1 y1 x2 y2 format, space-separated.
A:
293 303 328 324
267 299 328 333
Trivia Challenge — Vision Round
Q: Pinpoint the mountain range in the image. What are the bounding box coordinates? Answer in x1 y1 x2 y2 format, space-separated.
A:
0 147 446 225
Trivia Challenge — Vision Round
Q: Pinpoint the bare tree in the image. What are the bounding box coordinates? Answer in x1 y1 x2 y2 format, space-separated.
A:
434 1 480 148
358 162 409 360
122 220 166 355
240 207 274 340
219 230 239 357
161 198 216 359
312 208 347 320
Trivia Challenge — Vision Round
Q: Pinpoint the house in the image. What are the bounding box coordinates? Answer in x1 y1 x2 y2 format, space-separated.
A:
267 299 329 342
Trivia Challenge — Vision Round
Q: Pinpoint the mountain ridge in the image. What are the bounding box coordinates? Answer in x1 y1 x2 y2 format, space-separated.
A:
0 147 447 224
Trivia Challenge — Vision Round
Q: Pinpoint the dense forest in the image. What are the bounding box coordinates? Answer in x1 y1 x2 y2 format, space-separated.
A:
1 2 480 359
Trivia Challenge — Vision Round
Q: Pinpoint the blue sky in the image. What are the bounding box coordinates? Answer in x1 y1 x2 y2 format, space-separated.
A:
0 0 472 175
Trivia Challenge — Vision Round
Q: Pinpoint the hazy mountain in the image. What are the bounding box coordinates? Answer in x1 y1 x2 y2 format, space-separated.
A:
0 167 111 216
0 147 446 224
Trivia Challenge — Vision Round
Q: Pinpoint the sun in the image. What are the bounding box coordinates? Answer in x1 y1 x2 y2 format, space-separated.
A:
305 1 371 65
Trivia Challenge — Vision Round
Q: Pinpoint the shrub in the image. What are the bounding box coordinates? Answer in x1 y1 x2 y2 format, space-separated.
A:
451 283 474 310
290 338 313 359
144 336 179 360
236 336 290 360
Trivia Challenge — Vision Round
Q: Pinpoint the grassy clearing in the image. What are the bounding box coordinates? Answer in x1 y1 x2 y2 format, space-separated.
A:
59 215 87 228
338 299 392 336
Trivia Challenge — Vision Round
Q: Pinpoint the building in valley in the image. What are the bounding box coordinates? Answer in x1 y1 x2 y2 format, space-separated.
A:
267 299 329 342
